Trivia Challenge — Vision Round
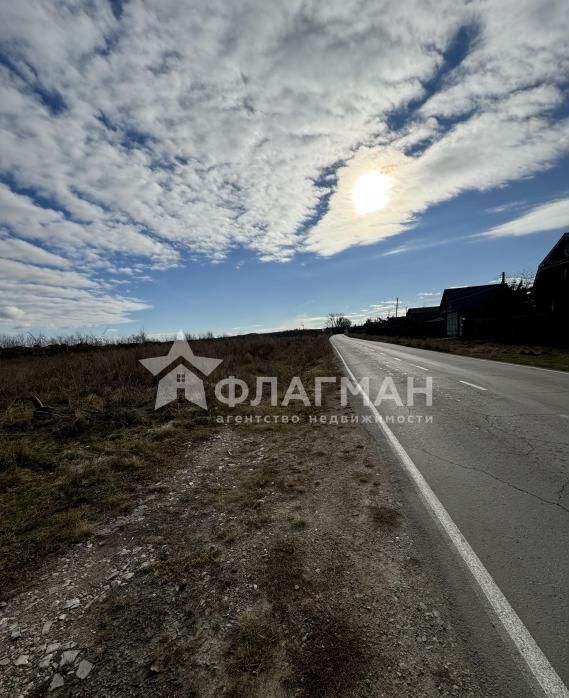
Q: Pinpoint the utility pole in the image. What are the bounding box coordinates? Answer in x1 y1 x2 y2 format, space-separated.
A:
395 297 399 318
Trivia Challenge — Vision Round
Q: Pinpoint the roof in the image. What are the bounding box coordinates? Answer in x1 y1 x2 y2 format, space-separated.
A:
406 306 440 321
536 232 569 273
440 284 510 312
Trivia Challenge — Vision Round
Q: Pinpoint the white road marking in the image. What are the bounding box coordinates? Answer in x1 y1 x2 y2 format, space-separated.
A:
333 339 569 698
459 380 487 391
414 365 429 371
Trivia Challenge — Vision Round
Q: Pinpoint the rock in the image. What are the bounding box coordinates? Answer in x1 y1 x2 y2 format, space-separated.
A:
46 643 61 654
63 598 80 610
42 621 53 635
49 673 65 691
0 657 10 666
14 654 30 666
10 626 21 640
96 527 113 537
39 654 53 669
150 661 161 673
61 641 77 650
76 659 93 679
60 649 80 667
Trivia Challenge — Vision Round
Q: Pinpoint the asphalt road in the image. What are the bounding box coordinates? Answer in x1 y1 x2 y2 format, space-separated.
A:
331 335 569 696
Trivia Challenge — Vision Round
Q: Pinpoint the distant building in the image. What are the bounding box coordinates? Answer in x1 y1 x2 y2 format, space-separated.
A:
406 306 440 323
439 282 512 337
405 305 443 336
534 232 569 346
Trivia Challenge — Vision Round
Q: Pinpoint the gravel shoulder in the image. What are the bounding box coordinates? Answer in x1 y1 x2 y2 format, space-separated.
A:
1 389 497 697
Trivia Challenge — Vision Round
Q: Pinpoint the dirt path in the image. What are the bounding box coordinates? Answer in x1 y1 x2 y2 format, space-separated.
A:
1 400 496 697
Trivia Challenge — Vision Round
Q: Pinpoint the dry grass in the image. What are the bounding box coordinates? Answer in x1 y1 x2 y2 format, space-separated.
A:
225 609 278 677
288 608 367 697
263 538 368 697
0 333 331 598
368 504 402 529
349 333 569 371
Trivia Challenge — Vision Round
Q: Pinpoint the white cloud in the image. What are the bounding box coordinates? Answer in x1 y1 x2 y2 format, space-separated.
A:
0 258 149 331
0 234 69 267
0 0 567 330
306 92 568 255
480 198 569 237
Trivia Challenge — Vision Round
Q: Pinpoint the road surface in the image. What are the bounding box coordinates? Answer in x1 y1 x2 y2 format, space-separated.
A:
331 335 569 697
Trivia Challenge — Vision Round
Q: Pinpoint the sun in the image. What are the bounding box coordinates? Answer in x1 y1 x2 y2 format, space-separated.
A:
352 171 391 215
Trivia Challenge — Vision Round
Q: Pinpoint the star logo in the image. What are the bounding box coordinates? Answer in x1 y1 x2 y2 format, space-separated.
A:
139 331 222 409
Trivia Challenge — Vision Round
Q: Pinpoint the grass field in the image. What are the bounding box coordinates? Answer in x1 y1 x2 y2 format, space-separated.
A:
0 333 331 597
348 333 569 371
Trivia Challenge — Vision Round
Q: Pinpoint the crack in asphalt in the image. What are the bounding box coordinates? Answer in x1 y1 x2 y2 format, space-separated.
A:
557 479 569 508
481 414 569 451
346 345 569 514
416 446 569 515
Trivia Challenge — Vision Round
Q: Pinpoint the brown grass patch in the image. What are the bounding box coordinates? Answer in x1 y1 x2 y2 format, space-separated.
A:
368 504 402 529
0 333 333 598
288 608 367 697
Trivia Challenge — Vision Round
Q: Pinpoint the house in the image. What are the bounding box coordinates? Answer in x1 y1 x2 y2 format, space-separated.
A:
405 306 443 336
406 306 440 323
533 232 569 346
439 281 513 337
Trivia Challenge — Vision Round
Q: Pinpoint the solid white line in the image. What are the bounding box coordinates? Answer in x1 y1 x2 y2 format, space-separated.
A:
333 340 569 698
459 380 487 391
414 365 429 371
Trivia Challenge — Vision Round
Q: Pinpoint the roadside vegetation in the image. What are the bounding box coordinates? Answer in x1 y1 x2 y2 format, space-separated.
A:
348 333 569 371
0 333 330 596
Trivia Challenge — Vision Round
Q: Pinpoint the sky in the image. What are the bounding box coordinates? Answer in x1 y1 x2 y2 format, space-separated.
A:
0 0 568 338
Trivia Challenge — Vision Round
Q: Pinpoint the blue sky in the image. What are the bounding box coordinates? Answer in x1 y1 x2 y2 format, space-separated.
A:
0 1 568 337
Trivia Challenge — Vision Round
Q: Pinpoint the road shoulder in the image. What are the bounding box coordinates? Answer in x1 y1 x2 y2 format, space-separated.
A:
1 391 496 697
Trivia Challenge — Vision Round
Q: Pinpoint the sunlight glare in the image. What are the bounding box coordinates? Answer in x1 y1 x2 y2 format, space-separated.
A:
352 171 391 215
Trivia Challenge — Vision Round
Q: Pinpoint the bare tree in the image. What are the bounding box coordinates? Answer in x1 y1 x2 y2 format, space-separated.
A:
326 313 352 331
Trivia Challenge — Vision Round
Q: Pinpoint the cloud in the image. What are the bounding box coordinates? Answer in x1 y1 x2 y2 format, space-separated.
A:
0 0 568 330
0 234 69 267
480 198 569 237
306 90 568 255
0 258 149 331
